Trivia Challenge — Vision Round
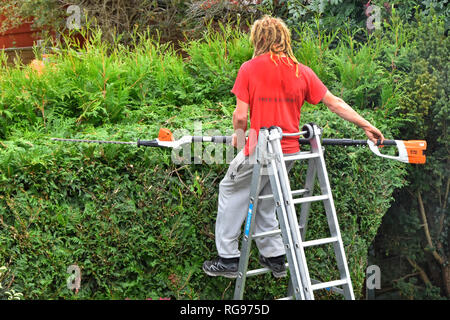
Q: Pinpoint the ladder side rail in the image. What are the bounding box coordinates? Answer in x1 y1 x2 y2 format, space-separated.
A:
266 160 306 300
262 128 306 300
270 155 305 300
268 129 315 300
233 162 265 300
309 133 355 300
298 157 317 241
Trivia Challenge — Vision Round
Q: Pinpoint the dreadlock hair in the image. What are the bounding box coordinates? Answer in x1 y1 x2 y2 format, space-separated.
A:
250 15 300 77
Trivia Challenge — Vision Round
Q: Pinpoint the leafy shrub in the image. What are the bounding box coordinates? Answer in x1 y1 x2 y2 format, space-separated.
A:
0 19 410 300
0 266 23 300
370 11 449 299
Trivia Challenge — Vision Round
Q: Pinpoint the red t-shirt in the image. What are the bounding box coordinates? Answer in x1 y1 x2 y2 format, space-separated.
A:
231 52 328 156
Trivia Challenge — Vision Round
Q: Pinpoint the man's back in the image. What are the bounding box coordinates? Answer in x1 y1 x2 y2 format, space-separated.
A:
232 52 327 155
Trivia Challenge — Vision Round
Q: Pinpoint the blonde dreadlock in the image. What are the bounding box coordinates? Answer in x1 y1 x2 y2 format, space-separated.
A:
250 15 300 77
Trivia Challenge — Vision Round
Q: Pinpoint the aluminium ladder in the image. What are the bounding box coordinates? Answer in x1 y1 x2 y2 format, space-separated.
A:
233 124 355 300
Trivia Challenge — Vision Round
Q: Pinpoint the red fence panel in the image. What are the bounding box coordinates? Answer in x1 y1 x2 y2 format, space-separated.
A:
0 15 42 48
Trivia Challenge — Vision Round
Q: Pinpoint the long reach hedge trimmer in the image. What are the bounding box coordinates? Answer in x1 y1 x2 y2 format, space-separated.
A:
51 128 233 149
51 125 427 164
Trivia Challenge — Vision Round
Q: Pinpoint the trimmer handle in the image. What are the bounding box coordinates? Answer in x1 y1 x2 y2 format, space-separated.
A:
298 138 396 146
367 140 427 164
299 138 427 164
191 136 233 144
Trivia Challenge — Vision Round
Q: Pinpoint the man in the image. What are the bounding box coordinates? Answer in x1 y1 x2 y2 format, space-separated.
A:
203 15 384 278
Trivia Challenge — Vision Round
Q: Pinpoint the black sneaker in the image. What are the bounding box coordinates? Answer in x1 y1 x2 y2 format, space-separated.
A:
259 254 287 278
202 257 239 278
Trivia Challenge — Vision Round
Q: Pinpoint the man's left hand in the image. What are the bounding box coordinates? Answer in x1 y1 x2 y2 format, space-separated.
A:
363 125 385 145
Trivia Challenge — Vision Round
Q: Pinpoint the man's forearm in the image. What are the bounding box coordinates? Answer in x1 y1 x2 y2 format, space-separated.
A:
323 92 385 144
233 113 248 132
329 97 372 129
232 112 247 148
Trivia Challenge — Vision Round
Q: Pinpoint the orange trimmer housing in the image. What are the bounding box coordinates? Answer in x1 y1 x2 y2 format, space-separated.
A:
403 140 427 164
158 128 174 141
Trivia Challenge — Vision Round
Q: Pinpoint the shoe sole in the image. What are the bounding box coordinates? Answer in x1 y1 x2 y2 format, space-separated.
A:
259 259 287 278
202 266 238 279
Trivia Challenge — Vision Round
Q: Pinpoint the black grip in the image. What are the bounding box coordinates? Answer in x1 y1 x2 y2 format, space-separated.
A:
192 136 232 144
377 139 396 146
321 139 368 146
137 139 160 147
211 136 233 144
298 138 397 146
192 136 204 143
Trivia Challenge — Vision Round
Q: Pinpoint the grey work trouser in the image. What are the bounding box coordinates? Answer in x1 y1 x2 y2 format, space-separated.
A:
215 150 298 259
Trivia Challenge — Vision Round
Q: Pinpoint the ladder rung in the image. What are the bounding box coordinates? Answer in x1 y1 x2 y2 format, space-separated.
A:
253 226 303 239
292 194 329 204
246 267 271 277
276 296 293 300
292 188 309 197
284 152 319 161
246 263 289 277
258 188 308 200
311 279 348 291
258 194 273 200
302 237 338 248
252 229 281 239
311 279 344 295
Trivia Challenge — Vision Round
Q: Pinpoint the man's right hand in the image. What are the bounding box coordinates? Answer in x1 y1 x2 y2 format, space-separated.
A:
362 124 385 145
231 132 247 149
231 133 238 148
232 98 249 149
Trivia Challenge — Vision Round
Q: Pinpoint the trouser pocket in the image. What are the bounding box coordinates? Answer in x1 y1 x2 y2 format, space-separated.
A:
227 151 246 180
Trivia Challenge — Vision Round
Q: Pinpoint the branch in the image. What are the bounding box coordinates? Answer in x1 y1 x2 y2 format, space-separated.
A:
438 178 449 235
392 272 420 283
417 190 445 265
406 257 431 286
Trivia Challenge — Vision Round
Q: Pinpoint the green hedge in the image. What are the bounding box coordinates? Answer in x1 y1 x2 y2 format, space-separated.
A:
0 22 408 299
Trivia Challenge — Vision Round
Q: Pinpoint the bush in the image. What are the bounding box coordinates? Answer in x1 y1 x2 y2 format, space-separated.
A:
369 12 449 299
0 266 23 300
0 20 409 299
